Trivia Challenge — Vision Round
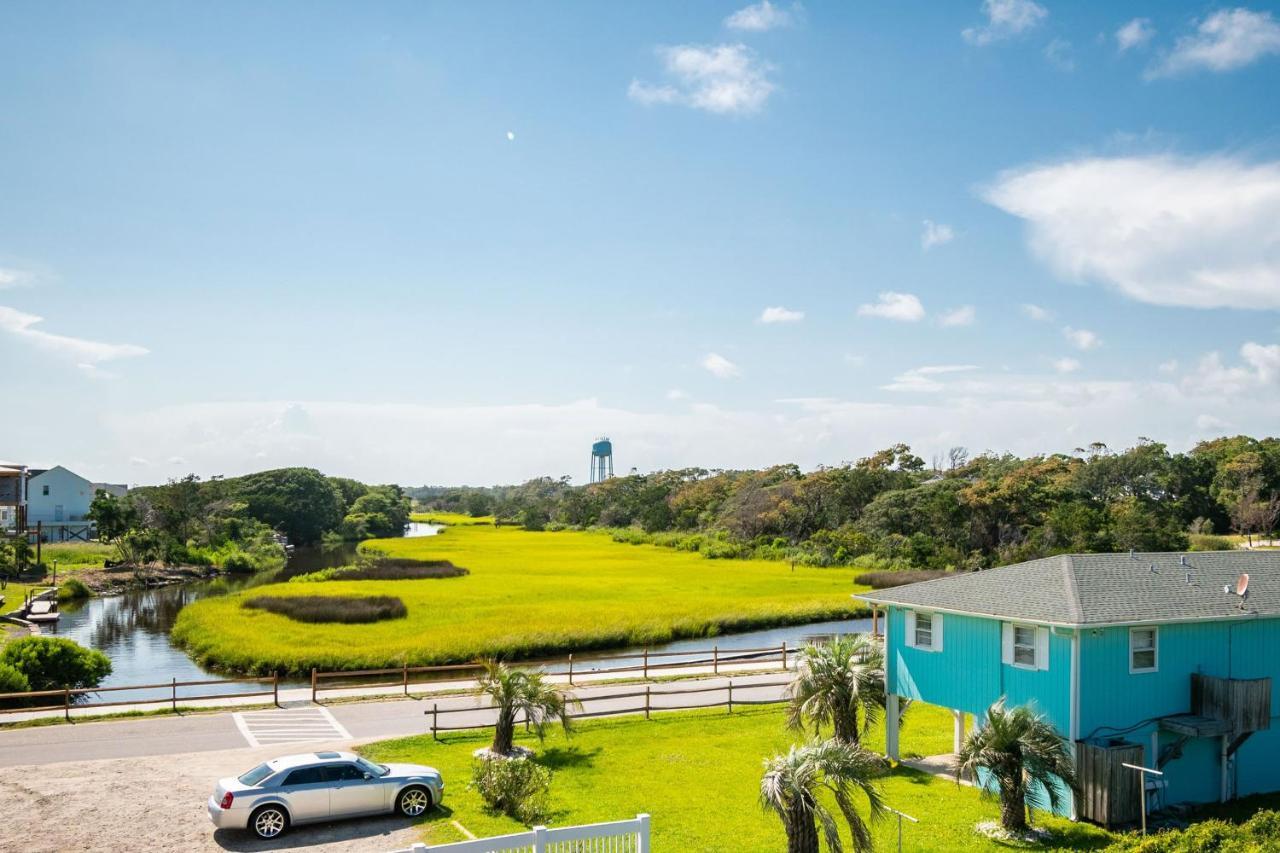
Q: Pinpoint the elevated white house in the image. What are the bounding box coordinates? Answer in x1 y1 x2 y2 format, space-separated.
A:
0 461 26 532
27 466 95 541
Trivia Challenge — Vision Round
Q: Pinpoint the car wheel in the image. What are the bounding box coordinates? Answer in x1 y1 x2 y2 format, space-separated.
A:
250 804 289 839
397 786 432 817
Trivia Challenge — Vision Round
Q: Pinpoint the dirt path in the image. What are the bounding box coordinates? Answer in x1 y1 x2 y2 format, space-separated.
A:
0 740 428 852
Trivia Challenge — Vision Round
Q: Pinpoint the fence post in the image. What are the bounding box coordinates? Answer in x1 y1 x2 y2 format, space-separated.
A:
64 687 70 722
432 703 439 741
645 684 651 720
172 677 177 712
311 668 318 703
403 662 409 696
532 825 548 853
727 679 733 714
568 653 574 686
273 672 280 707
713 645 719 676
637 813 651 853
643 648 649 680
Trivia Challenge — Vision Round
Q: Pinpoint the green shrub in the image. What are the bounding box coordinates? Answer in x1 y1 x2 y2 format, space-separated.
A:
220 550 256 573
0 662 29 694
243 595 407 624
57 578 93 601
1103 809 1280 851
1189 534 1236 552
0 636 111 691
469 756 552 824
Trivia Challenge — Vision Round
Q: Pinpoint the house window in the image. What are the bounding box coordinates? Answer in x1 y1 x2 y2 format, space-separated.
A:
42 485 49 496
1130 627 1157 673
1013 625 1037 667
914 613 934 649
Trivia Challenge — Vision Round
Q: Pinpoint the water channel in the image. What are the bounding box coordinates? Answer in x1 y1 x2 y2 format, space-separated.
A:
50 523 870 703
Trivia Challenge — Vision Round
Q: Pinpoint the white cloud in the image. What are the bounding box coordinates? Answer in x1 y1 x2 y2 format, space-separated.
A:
921 220 955 250
1064 327 1101 350
1044 38 1075 71
1197 413 1231 432
984 154 1280 310
701 352 741 378
857 291 925 322
1053 357 1081 374
1148 8 1280 78
759 305 804 324
883 364 981 393
0 268 37 290
939 306 976 327
724 1 793 32
1182 342 1280 396
629 44 776 115
1158 359 1179 374
506 131 516 141
0 305 148 365
1116 17 1155 52
843 353 866 367
962 0 1048 46
666 388 690 401
1021 303 1052 321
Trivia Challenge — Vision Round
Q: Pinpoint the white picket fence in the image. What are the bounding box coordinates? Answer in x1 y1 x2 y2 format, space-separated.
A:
398 814 650 853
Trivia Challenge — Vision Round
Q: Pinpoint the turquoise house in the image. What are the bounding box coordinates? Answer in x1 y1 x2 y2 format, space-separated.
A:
857 552 1279 823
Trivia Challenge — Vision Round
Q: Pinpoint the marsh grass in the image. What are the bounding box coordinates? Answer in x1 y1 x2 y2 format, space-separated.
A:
854 569 957 588
173 525 865 674
292 559 468 583
243 594 407 624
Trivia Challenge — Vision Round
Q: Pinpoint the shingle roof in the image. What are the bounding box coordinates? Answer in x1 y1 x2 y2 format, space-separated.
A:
856 551 1280 626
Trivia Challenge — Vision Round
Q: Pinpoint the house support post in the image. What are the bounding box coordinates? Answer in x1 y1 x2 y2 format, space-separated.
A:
886 693 900 761
952 709 965 754
1221 735 1230 803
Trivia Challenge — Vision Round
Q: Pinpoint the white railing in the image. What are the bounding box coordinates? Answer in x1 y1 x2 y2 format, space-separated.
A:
398 813 650 853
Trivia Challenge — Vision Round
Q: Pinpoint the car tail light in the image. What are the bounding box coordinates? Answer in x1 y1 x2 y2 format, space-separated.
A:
220 792 234 810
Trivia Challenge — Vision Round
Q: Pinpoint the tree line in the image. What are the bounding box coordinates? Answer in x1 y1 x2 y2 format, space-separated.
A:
86 467 412 570
420 435 1280 570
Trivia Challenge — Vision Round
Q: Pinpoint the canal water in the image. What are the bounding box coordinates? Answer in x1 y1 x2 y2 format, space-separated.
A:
52 525 869 703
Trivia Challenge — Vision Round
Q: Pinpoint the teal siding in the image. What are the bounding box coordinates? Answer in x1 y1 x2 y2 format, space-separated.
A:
1079 618 1280 805
887 606 1072 727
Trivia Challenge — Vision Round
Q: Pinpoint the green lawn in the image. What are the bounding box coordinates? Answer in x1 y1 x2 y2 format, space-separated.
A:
360 702 1115 852
171 524 865 674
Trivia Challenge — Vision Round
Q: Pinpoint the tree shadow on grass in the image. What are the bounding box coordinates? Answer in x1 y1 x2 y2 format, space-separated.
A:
535 745 602 771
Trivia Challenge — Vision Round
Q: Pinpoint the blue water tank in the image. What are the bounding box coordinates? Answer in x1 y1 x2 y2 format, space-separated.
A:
592 439 612 457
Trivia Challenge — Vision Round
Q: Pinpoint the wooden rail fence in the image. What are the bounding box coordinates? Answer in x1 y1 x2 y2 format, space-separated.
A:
309 642 792 702
0 675 280 720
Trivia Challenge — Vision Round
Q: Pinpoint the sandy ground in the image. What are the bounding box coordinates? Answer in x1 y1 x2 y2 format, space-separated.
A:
0 739 431 853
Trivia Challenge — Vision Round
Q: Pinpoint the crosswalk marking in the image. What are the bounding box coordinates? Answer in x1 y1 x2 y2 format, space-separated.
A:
233 705 351 748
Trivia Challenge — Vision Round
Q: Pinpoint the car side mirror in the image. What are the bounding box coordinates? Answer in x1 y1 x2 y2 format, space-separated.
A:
363 772 373 780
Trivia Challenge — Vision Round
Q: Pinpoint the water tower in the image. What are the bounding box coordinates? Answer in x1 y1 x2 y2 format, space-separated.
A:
590 437 614 484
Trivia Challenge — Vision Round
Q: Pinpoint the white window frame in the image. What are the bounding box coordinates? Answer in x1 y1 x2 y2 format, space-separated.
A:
904 610 943 652
915 612 934 649
1002 622 1049 671
1129 626 1158 674
1012 624 1038 669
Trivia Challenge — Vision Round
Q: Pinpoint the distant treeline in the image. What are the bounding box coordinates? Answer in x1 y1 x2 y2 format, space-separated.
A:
82 468 413 572
416 436 1280 570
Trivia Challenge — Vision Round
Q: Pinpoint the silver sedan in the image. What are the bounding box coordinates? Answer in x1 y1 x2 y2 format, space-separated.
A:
208 750 444 839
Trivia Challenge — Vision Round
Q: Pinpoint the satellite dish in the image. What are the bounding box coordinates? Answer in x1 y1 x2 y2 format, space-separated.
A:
1237 573 1250 597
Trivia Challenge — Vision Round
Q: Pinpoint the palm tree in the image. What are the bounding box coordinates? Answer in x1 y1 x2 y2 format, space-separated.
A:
761 739 887 853
954 699 1078 833
477 660 578 756
786 635 886 746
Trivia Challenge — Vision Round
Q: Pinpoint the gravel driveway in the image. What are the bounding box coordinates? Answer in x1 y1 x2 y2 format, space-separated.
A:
0 740 435 852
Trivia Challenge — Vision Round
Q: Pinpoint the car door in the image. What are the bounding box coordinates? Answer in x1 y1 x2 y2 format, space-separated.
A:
325 763 389 816
280 766 330 822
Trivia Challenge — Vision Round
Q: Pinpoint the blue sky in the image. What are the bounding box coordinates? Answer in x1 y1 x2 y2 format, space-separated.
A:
2 0 1279 485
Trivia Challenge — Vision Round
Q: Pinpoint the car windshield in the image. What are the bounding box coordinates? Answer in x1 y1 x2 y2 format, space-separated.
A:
355 756 389 778
237 763 275 786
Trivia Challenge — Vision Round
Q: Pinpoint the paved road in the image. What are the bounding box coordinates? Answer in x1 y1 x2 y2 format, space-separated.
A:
0 672 789 767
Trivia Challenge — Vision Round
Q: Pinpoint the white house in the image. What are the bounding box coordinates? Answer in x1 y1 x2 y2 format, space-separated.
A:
0 461 25 532
27 466 95 540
